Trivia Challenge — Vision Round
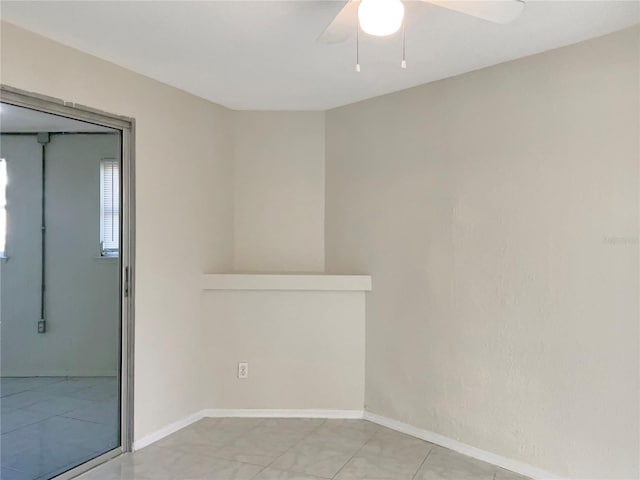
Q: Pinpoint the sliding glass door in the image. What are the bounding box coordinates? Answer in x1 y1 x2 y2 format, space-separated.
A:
0 95 133 480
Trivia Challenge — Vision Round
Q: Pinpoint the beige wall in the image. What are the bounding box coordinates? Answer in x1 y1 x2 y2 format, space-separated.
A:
0 21 235 441
326 27 639 480
202 289 365 411
3 17 639 479
232 111 326 273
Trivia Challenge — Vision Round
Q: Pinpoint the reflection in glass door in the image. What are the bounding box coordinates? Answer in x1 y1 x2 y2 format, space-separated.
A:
0 102 124 479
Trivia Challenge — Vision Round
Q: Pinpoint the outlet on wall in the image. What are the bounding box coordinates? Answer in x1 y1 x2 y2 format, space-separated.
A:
238 362 248 379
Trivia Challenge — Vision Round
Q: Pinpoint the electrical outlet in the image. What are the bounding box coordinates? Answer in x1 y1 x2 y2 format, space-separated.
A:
238 362 248 379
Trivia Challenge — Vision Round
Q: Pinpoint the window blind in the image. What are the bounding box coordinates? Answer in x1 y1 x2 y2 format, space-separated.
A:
100 159 119 256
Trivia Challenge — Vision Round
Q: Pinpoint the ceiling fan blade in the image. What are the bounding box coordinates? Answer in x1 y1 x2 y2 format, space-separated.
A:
317 0 359 44
422 0 525 24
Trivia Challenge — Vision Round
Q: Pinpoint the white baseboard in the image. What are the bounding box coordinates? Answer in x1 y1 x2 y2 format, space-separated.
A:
133 411 205 450
362 412 563 480
132 409 362 451
203 409 364 419
132 408 561 480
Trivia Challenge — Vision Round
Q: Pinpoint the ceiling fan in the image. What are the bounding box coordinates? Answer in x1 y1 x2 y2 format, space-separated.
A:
318 0 526 45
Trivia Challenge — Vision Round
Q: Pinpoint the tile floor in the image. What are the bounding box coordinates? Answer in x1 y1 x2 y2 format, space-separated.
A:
0 377 120 480
78 418 530 480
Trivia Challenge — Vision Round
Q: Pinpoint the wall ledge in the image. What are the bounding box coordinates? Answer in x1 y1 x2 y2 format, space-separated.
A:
202 274 372 292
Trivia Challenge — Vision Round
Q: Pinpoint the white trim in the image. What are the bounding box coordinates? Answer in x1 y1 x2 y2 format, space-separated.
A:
362 412 564 480
203 409 364 419
133 411 205 450
132 408 563 480
201 274 372 292
132 409 363 451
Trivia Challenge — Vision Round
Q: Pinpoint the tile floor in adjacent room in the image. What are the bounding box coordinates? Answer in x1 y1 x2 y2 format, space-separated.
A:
78 418 530 480
0 377 120 480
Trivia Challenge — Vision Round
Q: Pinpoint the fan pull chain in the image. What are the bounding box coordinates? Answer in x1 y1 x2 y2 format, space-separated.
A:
356 17 361 73
401 19 407 69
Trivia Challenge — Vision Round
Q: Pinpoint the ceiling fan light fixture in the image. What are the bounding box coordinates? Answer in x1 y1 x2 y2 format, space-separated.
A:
358 0 405 37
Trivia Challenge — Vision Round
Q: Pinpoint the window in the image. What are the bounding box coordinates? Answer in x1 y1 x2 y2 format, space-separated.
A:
0 159 7 257
100 158 119 257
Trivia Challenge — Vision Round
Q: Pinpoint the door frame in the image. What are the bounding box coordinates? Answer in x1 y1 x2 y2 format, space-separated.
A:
0 85 136 475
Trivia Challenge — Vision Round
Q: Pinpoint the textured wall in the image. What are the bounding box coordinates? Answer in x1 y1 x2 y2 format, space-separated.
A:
232 111 326 273
202 289 365 411
325 27 639 479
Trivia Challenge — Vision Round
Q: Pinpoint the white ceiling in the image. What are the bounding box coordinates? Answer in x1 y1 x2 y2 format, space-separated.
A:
1 1 638 110
0 103 116 133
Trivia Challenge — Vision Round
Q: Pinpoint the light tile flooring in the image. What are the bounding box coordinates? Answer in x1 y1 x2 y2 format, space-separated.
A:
0 377 119 480
79 418 530 480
